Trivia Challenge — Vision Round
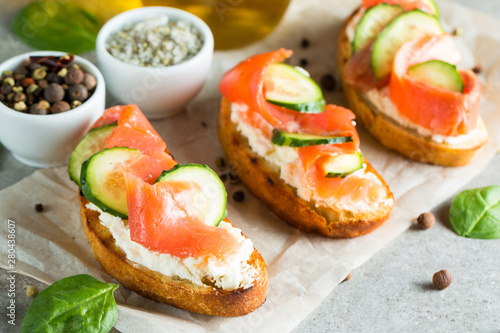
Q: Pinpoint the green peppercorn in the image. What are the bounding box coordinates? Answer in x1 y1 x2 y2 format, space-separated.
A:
71 100 82 109
12 86 23 93
32 67 47 80
26 286 39 298
2 70 13 77
57 67 68 77
26 84 38 94
3 77 15 86
13 101 27 111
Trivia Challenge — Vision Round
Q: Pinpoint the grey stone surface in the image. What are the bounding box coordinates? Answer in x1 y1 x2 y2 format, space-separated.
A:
0 0 499 332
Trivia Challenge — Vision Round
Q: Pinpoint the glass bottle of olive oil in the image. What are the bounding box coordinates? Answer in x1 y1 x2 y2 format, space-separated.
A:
142 0 291 50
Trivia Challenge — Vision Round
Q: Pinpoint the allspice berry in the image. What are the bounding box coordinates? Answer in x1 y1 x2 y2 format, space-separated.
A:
51 101 71 114
82 73 97 90
64 67 84 85
417 212 435 229
44 83 65 103
432 270 452 290
68 83 88 102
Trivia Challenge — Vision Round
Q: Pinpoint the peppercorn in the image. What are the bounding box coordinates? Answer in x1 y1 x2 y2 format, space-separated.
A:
219 173 228 182
321 74 336 92
30 104 48 115
57 67 68 77
51 101 71 114
232 191 245 202
38 79 49 90
38 100 51 110
26 93 35 105
70 64 80 70
71 100 82 108
64 67 84 85
28 62 40 72
44 83 65 103
13 92 26 103
0 94 5 103
12 86 23 93
2 70 13 77
472 64 483 74
26 286 39 298
13 73 25 81
22 77 36 87
432 270 452 290
301 38 310 48
13 101 27 111
26 84 38 94
300 58 308 67
46 72 63 84
34 203 44 212
32 67 47 80
201 121 207 128
343 271 352 282
417 212 435 229
3 77 15 86
6 93 14 102
215 157 226 169
0 84 12 95
68 83 88 102
229 173 240 184
82 73 97 90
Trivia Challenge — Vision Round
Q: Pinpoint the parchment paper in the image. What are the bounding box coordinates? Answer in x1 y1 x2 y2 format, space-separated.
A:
1 0 500 332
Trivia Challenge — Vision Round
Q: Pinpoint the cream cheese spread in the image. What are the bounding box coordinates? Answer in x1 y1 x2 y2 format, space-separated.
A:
87 203 257 291
230 103 392 212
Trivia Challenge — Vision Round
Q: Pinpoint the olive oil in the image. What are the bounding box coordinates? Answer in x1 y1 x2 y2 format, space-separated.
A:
143 0 291 50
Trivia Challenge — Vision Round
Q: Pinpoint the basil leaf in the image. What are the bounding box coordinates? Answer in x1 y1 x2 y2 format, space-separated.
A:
21 274 119 333
11 1 100 54
450 186 500 239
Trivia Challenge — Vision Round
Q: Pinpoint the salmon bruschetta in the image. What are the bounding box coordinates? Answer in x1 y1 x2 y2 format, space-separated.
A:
337 0 488 166
69 105 267 316
218 49 394 238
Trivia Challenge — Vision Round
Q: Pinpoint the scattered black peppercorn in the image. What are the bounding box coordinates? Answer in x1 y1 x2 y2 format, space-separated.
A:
34 203 44 212
68 83 88 102
417 212 435 229
229 173 240 184
1 84 12 95
44 83 65 103
46 72 63 84
233 191 245 202
472 64 483 74
300 58 308 67
64 67 84 85
321 74 336 92
219 173 228 182
201 121 207 128
432 270 452 290
51 101 71 114
301 38 310 48
215 157 226 169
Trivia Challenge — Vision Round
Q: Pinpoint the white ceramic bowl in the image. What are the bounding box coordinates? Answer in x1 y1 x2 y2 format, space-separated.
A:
96 7 214 119
0 51 106 168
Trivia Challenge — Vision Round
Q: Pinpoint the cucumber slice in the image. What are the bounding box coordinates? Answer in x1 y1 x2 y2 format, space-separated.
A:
81 147 143 219
68 123 117 186
323 152 364 178
271 129 353 147
421 0 440 17
264 63 326 113
353 4 404 54
408 60 464 93
371 10 443 80
156 164 227 227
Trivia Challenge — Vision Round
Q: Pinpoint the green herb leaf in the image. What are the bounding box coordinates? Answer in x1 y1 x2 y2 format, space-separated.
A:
11 1 100 54
450 186 500 239
21 274 119 333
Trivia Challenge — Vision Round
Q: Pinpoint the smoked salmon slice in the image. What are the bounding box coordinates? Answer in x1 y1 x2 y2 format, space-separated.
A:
389 34 482 136
124 172 239 259
362 0 434 13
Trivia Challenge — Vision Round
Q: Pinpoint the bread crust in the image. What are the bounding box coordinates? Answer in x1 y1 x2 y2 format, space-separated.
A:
336 8 488 167
80 194 267 316
218 98 393 238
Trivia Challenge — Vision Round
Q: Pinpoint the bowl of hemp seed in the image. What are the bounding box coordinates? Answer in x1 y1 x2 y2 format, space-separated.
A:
96 6 214 119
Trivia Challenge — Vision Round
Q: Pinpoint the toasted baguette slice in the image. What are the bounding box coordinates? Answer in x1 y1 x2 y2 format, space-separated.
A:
218 97 393 238
80 194 268 316
337 8 488 167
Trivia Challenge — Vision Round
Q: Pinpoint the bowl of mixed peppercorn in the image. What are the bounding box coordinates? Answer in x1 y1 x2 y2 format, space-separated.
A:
0 51 105 168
